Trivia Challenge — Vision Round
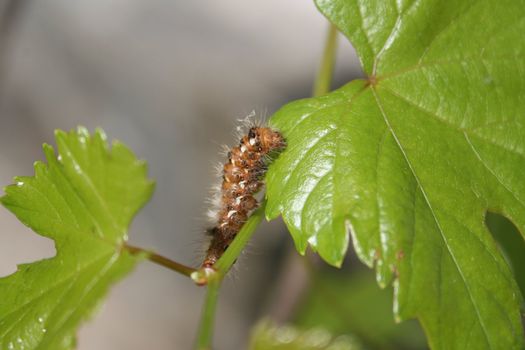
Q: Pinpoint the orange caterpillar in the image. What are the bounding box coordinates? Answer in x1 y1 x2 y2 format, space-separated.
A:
202 125 285 269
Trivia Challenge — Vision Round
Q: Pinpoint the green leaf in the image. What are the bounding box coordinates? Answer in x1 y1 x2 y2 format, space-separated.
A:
248 320 364 350
266 0 525 348
0 127 154 349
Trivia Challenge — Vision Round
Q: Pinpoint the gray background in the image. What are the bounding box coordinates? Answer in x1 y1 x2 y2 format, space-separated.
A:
0 1 360 348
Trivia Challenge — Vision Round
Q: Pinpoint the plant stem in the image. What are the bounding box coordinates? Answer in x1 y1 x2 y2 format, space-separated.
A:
313 23 338 97
193 203 266 349
195 278 221 350
214 202 266 274
124 244 196 277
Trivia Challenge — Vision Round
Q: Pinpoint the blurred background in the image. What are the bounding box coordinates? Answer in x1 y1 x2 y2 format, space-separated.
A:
0 1 433 349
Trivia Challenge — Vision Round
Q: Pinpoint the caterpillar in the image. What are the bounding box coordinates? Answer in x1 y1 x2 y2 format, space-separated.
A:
201 123 285 270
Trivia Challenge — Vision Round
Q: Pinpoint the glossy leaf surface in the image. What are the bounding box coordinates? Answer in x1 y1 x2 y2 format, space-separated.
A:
266 0 525 348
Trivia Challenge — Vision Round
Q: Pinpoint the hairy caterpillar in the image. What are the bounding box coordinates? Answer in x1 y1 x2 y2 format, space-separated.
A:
201 122 285 269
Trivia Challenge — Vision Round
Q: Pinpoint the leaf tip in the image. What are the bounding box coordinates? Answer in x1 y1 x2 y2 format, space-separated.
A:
331 258 344 268
33 160 47 176
77 125 89 134
318 250 344 268
264 208 278 222
42 143 55 157
94 127 108 142
54 128 67 140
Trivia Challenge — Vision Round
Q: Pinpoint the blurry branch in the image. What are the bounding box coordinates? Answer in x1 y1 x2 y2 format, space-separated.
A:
313 24 338 97
0 0 29 103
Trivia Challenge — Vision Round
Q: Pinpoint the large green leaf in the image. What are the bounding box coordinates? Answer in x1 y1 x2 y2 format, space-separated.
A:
0 128 154 349
266 0 525 348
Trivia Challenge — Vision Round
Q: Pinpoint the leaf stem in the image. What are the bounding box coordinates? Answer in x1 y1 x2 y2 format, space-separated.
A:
124 244 196 277
313 23 338 97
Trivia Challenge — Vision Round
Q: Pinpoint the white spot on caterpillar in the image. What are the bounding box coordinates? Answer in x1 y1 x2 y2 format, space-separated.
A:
249 138 256 146
227 210 237 218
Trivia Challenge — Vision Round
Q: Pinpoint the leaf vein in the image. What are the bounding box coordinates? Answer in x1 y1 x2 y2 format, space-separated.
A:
372 87 493 349
58 141 122 236
417 0 485 64
464 132 525 211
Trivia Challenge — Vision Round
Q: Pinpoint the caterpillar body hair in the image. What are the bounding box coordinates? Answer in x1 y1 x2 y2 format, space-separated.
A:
201 120 285 269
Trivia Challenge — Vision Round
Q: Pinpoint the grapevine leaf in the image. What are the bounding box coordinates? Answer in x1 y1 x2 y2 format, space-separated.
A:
0 128 154 350
266 0 525 348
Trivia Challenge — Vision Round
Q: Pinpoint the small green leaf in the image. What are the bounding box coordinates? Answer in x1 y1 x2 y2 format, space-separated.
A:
0 127 154 349
248 320 364 350
266 0 525 348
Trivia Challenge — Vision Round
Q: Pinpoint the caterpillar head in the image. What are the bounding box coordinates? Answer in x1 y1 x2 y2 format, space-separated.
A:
248 127 285 154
